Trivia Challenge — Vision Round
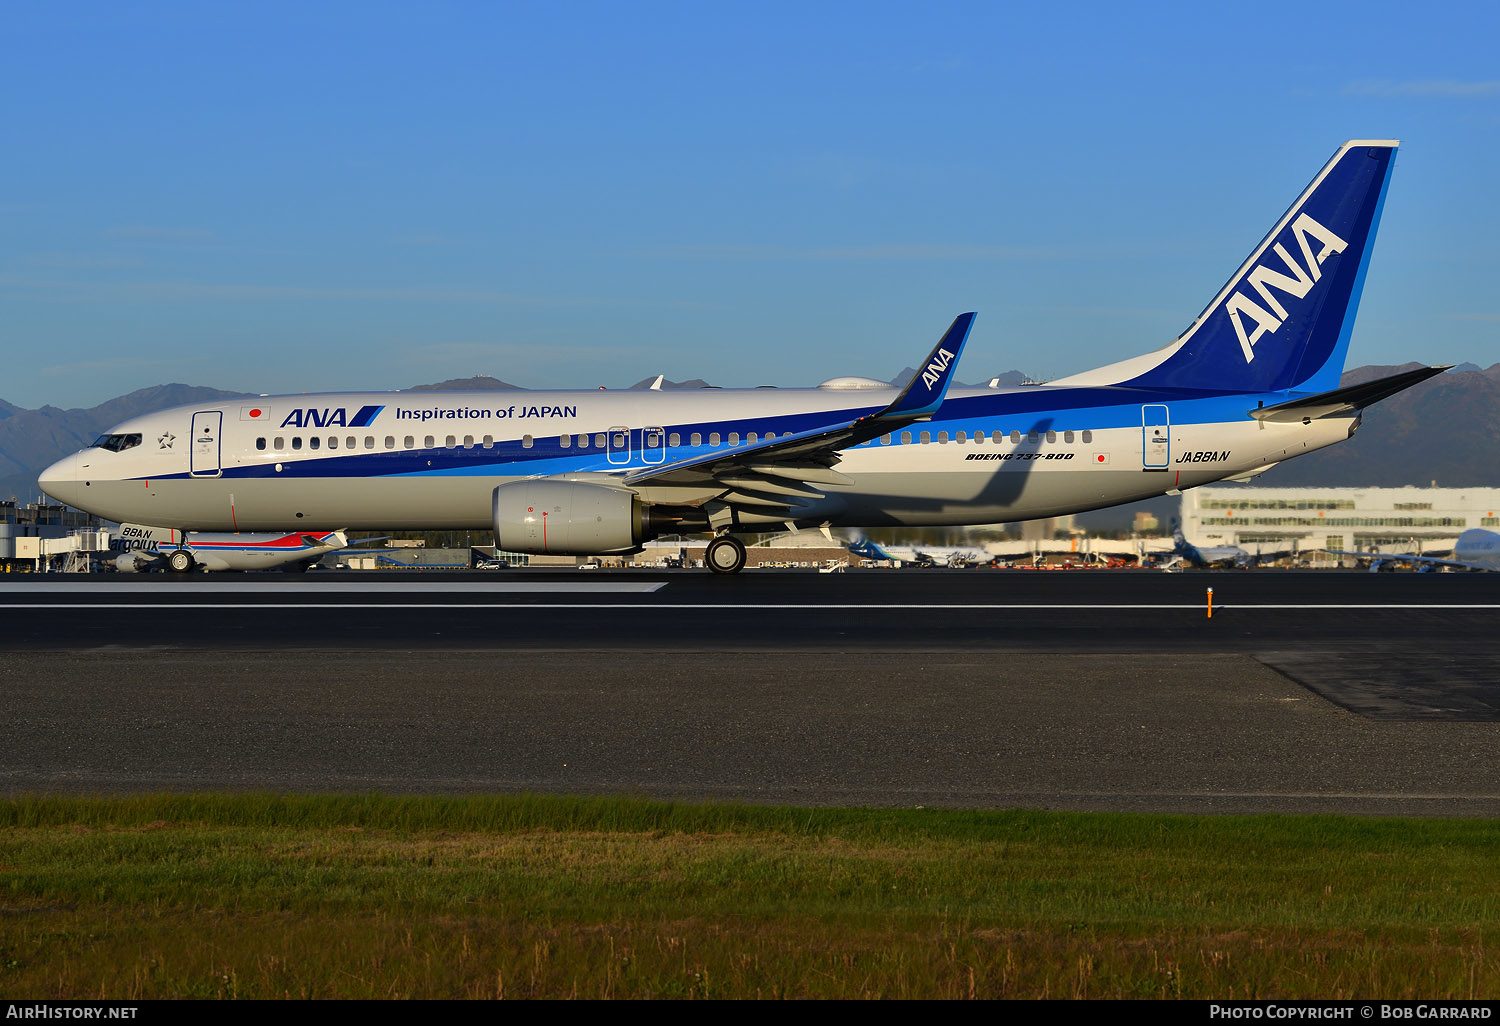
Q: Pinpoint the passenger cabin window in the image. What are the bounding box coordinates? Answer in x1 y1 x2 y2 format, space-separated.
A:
483 435 494 448
746 432 757 444
709 432 721 446
292 437 302 451
901 431 912 444
559 434 571 448
577 434 588 449
938 431 949 444
728 432 740 446
256 438 267 451
274 437 285 451
595 433 606 448
446 435 456 449
385 436 395 449
348 436 357 449
423 435 435 449
1081 430 1093 443
1010 430 1021 444
920 430 931 444
463 435 474 448
691 432 702 446
992 431 1003 444
327 437 337 450
669 432 680 447
1027 431 1039 444
1046 431 1056 443
403 436 414 449
523 435 535 449
363 437 374 450
1063 431 1074 443
309 437 320 450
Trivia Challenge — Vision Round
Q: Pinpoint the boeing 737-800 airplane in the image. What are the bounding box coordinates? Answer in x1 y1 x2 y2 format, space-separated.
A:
40 141 1444 574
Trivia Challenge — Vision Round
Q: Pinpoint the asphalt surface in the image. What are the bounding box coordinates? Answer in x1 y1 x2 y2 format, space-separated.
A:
3 569 1499 814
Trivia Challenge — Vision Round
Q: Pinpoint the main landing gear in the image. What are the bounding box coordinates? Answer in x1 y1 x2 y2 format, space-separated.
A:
167 548 196 573
705 534 747 575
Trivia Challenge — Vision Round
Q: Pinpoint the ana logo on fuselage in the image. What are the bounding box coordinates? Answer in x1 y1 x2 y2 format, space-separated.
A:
1225 212 1347 364
279 405 384 429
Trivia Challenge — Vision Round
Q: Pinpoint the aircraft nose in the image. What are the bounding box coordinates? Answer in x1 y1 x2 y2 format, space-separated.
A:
37 452 80 506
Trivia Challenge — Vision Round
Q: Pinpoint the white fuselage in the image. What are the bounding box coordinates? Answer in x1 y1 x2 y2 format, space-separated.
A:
40 384 1357 533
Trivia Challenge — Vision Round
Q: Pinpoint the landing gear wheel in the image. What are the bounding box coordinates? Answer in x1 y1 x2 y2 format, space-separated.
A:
705 535 747 575
167 549 195 573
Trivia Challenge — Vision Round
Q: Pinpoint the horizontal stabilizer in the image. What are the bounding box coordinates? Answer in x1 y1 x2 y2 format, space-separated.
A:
1249 366 1448 423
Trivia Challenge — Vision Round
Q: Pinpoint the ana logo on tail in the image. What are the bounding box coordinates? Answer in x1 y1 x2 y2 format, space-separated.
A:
921 348 955 390
1227 213 1348 363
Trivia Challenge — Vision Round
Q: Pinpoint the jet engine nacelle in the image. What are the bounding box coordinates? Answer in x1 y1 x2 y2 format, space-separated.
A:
492 479 652 556
113 551 162 573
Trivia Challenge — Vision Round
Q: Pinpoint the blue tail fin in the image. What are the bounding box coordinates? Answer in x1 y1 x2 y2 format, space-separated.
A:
1060 141 1398 395
846 538 894 561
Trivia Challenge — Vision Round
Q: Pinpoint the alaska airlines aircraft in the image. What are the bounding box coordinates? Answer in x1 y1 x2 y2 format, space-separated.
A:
1163 519 1300 570
1164 520 1256 569
846 538 986 568
39 141 1445 574
109 524 350 572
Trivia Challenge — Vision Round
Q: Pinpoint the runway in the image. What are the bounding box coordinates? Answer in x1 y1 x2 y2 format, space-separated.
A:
3 570 1499 814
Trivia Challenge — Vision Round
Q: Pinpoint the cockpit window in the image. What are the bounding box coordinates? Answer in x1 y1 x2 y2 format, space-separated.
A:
91 433 143 452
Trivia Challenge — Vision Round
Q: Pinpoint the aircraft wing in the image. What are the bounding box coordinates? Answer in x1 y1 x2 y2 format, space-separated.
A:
620 313 975 513
1327 550 1476 572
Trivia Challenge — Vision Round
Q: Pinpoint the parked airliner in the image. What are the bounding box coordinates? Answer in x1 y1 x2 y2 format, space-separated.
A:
39 141 1444 574
1340 529 1500 573
109 524 351 572
1162 520 1294 570
845 538 985 568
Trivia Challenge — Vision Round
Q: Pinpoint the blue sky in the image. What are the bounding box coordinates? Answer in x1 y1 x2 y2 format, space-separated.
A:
4 1 1498 408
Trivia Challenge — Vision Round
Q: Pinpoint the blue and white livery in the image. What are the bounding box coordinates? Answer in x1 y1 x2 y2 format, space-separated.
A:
40 141 1443 574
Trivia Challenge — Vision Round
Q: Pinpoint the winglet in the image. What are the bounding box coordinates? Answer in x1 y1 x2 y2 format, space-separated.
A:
879 312 976 420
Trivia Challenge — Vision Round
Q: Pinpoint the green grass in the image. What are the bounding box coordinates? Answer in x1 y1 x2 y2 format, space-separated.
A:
1 794 1498 998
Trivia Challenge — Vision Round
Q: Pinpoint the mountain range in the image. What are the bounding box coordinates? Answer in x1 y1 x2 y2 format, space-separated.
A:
4 366 1494 528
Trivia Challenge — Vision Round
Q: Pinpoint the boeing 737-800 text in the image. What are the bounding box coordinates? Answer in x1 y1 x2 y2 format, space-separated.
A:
40 141 1443 574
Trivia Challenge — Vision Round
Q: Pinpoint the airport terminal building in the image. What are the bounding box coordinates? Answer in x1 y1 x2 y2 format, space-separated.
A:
1181 486 1500 556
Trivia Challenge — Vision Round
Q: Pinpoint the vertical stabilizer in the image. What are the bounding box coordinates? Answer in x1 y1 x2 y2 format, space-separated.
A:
1052 141 1398 394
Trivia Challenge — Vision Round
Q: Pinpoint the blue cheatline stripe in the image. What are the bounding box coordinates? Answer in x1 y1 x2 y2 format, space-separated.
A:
138 384 1316 482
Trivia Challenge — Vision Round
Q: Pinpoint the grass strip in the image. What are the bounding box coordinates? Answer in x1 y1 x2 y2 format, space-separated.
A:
1 794 1497 998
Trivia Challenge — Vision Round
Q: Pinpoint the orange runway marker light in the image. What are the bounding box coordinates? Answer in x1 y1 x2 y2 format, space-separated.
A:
1207 587 1214 619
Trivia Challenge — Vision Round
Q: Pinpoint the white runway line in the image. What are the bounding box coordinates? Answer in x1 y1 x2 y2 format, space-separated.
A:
11 602 1500 611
